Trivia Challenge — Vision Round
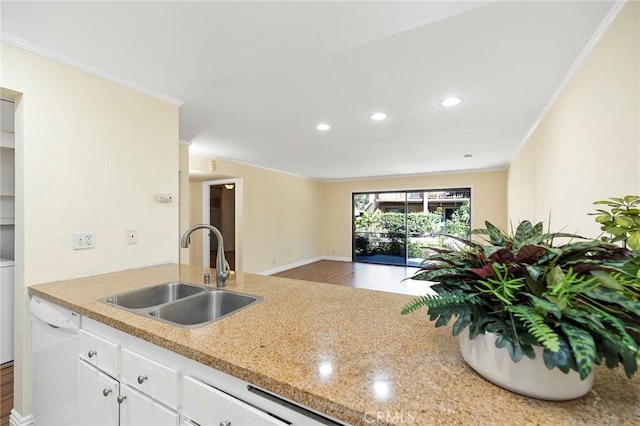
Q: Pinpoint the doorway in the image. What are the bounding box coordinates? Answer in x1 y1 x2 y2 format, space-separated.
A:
201 179 242 273
208 184 235 270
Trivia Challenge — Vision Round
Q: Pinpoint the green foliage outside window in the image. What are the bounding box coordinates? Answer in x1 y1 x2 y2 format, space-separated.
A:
354 202 470 259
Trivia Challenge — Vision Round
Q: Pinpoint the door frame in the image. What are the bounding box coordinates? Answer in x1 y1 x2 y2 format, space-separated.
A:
201 178 243 274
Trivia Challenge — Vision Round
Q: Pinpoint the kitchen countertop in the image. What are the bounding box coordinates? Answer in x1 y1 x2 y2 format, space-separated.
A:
29 264 640 425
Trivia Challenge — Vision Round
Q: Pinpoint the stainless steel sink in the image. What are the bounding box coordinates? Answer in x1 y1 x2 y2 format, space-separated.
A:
101 283 262 328
103 282 205 309
149 290 262 328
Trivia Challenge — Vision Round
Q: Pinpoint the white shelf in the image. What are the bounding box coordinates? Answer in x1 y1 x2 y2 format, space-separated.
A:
0 194 14 225
1 101 14 261
0 132 14 149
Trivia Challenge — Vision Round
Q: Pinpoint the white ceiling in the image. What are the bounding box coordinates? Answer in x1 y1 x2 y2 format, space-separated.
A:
1 1 617 180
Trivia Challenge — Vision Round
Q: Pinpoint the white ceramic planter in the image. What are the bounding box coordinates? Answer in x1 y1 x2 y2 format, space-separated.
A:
459 328 594 400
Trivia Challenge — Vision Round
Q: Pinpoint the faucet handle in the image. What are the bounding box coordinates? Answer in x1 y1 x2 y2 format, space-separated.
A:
204 273 211 285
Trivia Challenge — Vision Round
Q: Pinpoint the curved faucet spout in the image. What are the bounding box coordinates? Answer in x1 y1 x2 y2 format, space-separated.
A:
181 224 231 287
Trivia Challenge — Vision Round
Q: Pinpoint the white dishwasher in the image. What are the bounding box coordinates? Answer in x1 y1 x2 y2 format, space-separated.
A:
30 296 80 426
0 258 14 364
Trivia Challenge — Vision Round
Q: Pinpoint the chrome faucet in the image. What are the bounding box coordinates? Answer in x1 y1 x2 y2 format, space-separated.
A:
180 224 231 288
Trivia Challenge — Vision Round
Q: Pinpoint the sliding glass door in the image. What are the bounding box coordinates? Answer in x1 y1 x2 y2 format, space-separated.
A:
353 192 407 265
353 188 471 267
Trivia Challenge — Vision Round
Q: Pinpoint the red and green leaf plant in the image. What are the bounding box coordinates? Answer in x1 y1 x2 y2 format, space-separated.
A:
402 217 640 380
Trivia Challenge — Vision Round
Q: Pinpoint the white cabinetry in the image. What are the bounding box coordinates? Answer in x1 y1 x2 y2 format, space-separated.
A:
79 329 119 376
0 99 15 256
119 385 179 426
78 359 120 426
80 317 343 426
120 348 178 409
0 260 14 364
78 324 179 426
0 100 15 364
183 376 287 426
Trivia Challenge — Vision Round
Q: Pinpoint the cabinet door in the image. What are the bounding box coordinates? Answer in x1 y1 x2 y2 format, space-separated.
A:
78 360 119 426
119 384 179 426
183 376 288 426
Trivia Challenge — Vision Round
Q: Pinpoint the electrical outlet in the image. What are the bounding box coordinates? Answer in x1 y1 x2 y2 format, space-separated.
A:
73 232 95 250
127 230 138 245
85 232 95 248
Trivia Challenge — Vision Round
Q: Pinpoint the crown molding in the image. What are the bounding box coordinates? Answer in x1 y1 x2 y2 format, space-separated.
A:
1 32 184 107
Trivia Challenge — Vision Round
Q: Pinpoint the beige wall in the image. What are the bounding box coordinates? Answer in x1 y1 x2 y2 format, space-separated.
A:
189 156 324 273
3 44 180 283
189 154 507 272
320 170 508 259
2 43 179 416
188 179 205 266
179 143 190 264
508 2 640 237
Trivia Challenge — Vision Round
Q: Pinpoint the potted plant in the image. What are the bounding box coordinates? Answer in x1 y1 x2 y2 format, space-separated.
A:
402 208 640 400
592 195 640 249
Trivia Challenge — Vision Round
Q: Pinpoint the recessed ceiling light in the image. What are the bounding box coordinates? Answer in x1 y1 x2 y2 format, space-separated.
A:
369 112 387 121
316 123 330 131
440 96 464 107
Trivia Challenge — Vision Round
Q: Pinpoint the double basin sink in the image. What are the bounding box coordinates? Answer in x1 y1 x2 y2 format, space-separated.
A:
101 282 262 328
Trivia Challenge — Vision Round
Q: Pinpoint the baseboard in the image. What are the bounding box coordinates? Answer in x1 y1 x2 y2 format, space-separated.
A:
9 409 34 426
258 256 324 276
322 256 351 262
258 255 353 275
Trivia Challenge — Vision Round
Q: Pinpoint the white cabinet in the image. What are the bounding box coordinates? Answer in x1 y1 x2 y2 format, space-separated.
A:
0 260 14 363
119 385 179 426
0 99 15 260
183 376 288 426
78 326 178 426
80 317 343 426
0 100 15 364
78 359 119 426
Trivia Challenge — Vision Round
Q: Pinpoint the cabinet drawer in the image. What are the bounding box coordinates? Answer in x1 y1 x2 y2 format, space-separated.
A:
183 376 289 426
79 329 119 377
121 348 179 409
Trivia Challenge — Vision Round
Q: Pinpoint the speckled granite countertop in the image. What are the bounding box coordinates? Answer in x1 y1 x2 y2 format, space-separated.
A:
29 264 640 425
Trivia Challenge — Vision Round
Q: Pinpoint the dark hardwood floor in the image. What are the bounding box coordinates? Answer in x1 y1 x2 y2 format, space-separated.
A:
1 362 13 426
273 260 436 296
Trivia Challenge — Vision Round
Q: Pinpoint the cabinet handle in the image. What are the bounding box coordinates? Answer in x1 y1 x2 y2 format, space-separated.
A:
88 350 97 358
137 375 148 384
102 388 112 397
117 395 127 404
220 421 231 426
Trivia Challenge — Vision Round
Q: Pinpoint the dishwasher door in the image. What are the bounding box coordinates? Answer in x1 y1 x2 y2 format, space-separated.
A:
31 296 80 426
